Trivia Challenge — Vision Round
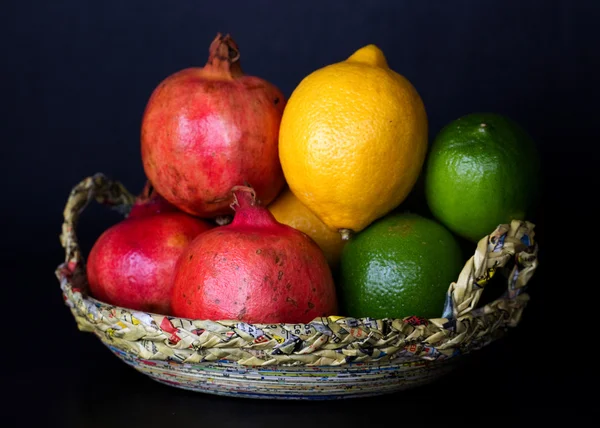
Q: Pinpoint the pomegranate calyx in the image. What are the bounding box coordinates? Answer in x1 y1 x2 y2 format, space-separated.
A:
230 185 259 211
137 180 155 203
206 33 243 78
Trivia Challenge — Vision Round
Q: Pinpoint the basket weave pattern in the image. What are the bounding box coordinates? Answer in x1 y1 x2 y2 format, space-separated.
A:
56 174 538 368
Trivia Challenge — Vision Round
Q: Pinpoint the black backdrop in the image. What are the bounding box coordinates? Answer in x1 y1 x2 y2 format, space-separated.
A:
3 0 594 424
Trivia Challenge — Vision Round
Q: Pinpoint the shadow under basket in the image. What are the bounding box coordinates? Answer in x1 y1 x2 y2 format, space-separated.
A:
56 174 539 400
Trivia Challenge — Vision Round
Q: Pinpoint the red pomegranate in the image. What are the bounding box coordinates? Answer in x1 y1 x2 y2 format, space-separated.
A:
140 33 286 218
171 186 338 323
86 210 213 314
128 181 180 219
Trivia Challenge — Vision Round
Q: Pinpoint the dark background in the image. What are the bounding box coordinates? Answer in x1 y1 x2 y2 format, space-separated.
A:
3 0 594 425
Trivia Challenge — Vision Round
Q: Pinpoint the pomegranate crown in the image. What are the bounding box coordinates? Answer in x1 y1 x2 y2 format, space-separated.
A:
230 185 261 211
206 33 243 78
209 33 240 62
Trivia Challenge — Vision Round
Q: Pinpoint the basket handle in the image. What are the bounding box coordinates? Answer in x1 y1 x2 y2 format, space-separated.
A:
57 173 135 281
442 219 538 323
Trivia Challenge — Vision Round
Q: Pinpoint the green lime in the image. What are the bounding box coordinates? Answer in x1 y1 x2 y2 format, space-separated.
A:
424 112 540 242
339 213 464 320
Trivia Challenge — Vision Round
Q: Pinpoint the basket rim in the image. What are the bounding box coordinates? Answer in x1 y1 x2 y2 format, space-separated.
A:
56 173 539 367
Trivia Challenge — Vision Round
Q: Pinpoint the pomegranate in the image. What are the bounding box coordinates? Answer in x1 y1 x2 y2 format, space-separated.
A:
86 210 213 314
171 186 338 323
128 181 180 219
140 33 286 218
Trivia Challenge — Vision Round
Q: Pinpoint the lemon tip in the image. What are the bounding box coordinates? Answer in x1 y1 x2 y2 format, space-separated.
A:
347 44 388 68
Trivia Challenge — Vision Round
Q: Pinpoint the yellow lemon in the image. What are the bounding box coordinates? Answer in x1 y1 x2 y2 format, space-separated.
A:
268 188 346 269
279 44 428 236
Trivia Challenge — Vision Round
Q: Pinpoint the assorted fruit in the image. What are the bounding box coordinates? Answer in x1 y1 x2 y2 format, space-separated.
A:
86 33 540 323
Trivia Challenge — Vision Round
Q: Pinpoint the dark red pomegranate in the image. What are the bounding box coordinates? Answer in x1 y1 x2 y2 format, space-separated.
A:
128 181 180 219
140 33 286 218
171 186 338 323
86 210 213 314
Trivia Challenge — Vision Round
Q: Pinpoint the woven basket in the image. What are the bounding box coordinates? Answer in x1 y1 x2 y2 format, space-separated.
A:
56 174 539 400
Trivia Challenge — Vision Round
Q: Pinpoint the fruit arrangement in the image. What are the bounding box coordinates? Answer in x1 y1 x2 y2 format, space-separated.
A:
82 33 539 324
57 33 539 398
